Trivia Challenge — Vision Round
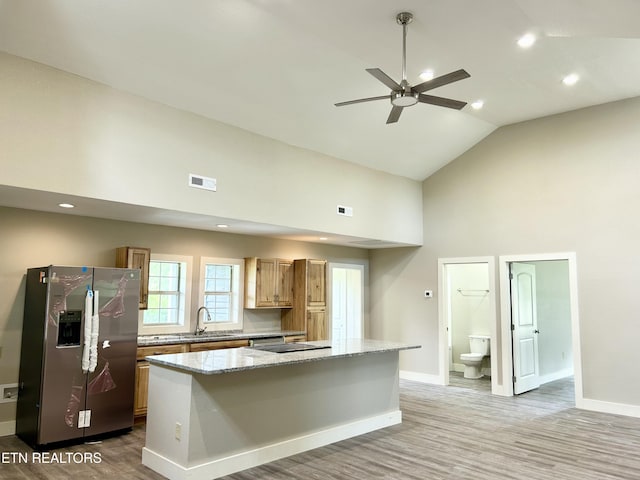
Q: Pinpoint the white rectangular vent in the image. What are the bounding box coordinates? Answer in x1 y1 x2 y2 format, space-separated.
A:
337 205 353 217
189 173 217 192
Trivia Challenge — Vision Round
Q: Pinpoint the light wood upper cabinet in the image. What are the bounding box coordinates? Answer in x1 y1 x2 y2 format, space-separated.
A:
306 259 326 307
116 246 151 309
282 259 327 340
244 257 294 308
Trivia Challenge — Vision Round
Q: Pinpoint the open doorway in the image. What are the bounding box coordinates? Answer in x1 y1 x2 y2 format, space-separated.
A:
499 253 583 406
438 257 499 394
327 263 364 341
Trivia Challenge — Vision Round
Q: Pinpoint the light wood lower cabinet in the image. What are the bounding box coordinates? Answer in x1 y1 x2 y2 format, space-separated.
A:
306 309 327 342
134 362 150 416
188 339 249 352
135 343 189 417
284 334 307 343
134 340 250 416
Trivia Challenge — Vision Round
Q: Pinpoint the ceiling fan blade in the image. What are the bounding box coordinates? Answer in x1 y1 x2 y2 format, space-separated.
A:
386 106 403 124
366 68 402 91
334 95 390 107
412 69 471 94
418 94 467 110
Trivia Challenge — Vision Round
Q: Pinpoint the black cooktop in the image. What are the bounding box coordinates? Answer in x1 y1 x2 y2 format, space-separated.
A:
250 343 331 354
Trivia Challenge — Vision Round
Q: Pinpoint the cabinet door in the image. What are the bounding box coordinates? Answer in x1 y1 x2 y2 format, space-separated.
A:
307 260 326 307
116 246 151 309
134 361 150 416
276 260 294 307
255 259 277 307
306 309 327 341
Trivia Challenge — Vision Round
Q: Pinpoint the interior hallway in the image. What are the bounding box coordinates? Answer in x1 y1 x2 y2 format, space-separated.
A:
1 375 638 480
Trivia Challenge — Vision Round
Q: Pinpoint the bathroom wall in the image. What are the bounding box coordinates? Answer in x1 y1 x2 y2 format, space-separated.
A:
531 260 573 383
448 263 491 370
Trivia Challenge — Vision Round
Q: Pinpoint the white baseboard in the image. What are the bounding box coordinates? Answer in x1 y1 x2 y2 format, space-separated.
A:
143 410 402 480
400 370 444 385
451 363 465 373
0 420 16 437
539 368 573 385
579 398 640 419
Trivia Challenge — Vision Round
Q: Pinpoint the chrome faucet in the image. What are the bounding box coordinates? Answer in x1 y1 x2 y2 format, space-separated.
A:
194 306 211 335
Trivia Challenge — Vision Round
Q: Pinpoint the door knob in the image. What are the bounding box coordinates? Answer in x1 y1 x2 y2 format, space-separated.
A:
534 329 540 334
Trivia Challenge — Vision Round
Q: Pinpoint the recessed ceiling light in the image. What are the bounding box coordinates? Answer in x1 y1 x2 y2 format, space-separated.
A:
517 33 536 49
319 237 328 241
58 203 75 209
419 69 434 81
216 224 229 228
470 100 484 110
562 73 579 86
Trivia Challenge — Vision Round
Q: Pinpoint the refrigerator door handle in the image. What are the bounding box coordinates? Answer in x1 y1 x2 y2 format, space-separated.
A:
82 290 93 373
89 290 100 373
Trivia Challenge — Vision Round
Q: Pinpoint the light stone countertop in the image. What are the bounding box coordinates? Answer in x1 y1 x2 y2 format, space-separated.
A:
137 330 306 346
145 339 421 375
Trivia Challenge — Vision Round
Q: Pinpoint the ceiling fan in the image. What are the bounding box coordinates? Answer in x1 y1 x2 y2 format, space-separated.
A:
335 12 471 124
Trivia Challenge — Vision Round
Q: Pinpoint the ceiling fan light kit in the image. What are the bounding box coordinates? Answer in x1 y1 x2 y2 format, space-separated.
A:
335 11 471 124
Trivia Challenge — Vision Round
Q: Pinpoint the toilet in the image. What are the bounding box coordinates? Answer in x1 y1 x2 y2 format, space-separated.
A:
459 335 490 379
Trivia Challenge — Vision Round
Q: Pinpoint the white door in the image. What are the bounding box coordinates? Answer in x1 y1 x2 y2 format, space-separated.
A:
329 264 364 341
511 262 541 394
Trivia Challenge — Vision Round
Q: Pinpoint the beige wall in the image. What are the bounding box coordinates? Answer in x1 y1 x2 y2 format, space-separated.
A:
370 96 640 407
0 206 369 426
0 52 422 245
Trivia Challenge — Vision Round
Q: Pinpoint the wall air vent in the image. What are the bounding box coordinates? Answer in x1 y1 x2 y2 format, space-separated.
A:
189 173 217 192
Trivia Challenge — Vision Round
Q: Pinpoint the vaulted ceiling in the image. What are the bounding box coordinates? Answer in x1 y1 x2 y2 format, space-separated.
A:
2 0 640 182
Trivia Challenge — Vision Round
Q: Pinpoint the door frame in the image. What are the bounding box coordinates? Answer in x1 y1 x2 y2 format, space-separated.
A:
498 252 583 405
327 262 366 340
438 256 498 394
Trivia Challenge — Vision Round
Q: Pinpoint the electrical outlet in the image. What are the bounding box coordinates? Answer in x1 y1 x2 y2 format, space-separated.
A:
175 422 182 441
1 384 19 403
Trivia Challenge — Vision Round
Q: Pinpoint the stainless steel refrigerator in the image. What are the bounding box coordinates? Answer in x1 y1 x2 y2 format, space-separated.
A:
16 265 140 449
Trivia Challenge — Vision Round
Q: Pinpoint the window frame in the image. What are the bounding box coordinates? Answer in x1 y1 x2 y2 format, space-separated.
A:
139 253 193 335
198 257 244 331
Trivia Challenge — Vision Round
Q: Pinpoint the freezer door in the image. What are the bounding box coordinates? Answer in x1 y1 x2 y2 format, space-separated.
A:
38 266 93 446
84 267 140 437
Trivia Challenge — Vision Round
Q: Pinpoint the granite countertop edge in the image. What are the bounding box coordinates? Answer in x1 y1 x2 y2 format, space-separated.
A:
138 330 306 346
146 340 421 375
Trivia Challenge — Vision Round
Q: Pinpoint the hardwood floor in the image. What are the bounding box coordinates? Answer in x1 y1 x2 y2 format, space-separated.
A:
2 376 639 479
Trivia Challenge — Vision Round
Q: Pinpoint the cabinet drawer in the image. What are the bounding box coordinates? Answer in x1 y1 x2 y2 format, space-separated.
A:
189 339 249 352
284 335 307 343
137 343 188 360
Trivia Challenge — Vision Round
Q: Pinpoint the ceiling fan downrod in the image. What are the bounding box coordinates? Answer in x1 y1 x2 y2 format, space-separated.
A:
396 12 413 88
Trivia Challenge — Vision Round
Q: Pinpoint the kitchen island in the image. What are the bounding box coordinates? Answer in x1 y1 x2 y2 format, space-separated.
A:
141 339 420 480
